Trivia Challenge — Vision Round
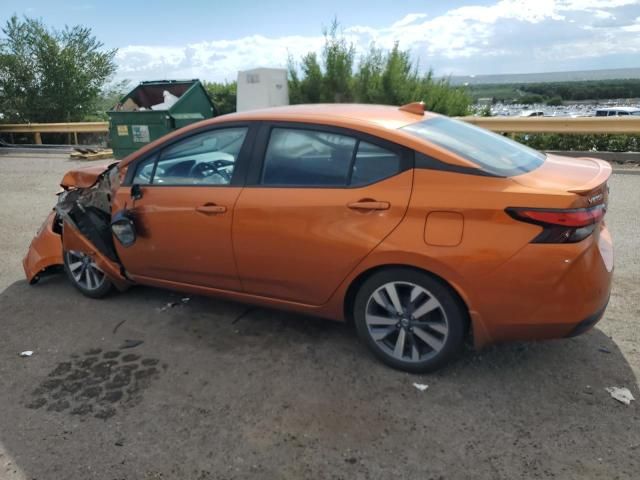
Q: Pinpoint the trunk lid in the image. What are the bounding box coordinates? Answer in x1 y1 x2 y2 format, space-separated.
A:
512 154 611 195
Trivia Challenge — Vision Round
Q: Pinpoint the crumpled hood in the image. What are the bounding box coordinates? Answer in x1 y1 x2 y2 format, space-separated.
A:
60 162 117 189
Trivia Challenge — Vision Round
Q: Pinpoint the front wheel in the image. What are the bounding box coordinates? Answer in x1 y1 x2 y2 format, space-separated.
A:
354 268 467 373
63 250 113 298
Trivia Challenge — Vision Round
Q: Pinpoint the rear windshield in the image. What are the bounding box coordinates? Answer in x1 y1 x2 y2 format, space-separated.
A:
401 116 545 176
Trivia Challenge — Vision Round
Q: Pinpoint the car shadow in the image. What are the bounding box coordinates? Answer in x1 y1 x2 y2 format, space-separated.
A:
0 277 638 479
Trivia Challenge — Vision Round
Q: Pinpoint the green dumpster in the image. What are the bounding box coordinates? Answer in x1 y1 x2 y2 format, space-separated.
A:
108 79 216 159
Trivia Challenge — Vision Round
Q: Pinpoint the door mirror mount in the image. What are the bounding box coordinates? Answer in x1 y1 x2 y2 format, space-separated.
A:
131 184 143 200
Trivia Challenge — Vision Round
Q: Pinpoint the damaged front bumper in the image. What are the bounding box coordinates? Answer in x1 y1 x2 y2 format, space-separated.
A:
23 211 64 284
23 162 133 291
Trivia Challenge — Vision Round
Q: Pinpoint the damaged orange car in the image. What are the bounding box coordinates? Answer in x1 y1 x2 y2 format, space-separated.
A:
24 103 614 372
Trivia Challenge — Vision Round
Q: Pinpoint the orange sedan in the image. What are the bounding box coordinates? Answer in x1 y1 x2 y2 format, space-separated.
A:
23 103 613 372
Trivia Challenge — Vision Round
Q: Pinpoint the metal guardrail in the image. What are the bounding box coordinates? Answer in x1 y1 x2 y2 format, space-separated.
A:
0 122 109 144
0 117 639 145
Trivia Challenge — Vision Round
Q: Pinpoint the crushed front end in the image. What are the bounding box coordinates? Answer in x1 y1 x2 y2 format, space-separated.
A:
23 163 132 290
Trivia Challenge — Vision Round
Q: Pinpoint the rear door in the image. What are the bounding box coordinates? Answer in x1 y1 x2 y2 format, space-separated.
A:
232 123 414 305
112 124 254 290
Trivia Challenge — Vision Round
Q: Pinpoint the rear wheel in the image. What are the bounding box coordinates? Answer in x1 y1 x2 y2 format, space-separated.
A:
63 250 112 298
354 268 466 373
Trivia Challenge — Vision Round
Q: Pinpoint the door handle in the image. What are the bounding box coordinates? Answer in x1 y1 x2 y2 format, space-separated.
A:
347 200 390 211
196 204 227 214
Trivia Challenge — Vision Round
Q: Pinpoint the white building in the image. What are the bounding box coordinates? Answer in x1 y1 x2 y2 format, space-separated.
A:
236 68 289 112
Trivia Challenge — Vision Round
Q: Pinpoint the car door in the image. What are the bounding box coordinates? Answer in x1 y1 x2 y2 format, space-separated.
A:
232 123 414 305
112 125 254 291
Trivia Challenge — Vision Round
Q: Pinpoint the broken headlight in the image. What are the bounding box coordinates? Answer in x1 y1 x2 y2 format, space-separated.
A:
111 210 136 247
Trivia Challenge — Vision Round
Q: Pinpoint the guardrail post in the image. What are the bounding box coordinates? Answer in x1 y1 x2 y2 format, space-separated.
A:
73 132 78 145
34 132 42 145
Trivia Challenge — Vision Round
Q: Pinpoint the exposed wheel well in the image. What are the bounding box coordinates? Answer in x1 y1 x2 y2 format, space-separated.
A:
343 264 471 335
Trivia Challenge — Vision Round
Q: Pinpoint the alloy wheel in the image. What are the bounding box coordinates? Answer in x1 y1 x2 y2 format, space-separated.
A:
64 250 106 291
365 281 449 363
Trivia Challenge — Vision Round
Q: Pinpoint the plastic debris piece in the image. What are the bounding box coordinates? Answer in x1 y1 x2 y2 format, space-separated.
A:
159 301 179 312
119 339 143 350
413 383 429 392
598 347 612 354
150 90 179 111
606 387 635 405
19 350 33 357
181 297 190 303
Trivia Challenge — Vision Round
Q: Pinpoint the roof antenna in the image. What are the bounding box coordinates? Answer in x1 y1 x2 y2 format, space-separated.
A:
399 102 425 115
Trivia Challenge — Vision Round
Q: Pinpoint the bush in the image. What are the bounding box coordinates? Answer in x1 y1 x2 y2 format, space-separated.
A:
288 20 471 116
514 133 639 152
204 81 237 115
545 96 563 106
517 94 544 105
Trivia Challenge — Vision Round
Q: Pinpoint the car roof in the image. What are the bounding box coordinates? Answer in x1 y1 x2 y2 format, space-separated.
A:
118 103 480 171
215 104 439 130
595 107 640 112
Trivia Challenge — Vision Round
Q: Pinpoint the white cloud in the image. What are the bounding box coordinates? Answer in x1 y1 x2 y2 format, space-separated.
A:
391 13 429 28
114 0 640 82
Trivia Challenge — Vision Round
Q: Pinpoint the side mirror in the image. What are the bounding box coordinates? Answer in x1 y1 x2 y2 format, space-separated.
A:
131 184 143 200
111 210 137 247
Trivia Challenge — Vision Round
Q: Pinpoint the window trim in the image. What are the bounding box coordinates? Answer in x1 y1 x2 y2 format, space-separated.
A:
123 122 259 187
245 121 413 189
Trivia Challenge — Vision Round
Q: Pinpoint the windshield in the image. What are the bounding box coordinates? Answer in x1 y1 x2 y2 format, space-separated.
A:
401 116 546 176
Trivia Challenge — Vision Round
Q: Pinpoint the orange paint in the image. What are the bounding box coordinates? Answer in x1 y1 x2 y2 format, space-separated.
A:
24 104 613 350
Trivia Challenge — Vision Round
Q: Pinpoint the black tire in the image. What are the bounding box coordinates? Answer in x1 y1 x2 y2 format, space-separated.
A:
63 250 113 299
353 267 466 373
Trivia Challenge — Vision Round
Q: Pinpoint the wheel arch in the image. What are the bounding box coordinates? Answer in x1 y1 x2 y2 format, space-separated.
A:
343 263 472 337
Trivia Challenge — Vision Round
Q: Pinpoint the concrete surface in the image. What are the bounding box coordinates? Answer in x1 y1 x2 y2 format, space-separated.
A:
0 152 639 480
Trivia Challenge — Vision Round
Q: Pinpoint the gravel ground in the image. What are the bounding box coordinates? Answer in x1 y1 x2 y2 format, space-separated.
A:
0 151 639 480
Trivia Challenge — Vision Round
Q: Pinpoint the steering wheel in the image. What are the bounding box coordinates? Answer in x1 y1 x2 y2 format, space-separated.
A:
191 159 234 182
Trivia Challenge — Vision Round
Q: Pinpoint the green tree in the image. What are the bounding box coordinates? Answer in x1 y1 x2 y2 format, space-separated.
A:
84 79 130 121
204 81 237 115
546 95 563 106
321 20 355 102
288 21 471 116
0 15 117 123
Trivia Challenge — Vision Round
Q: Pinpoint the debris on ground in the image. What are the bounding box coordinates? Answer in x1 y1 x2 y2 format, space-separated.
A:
413 383 429 392
112 319 127 334
119 339 144 349
19 350 33 357
69 148 114 161
606 387 635 405
158 297 190 312
158 301 180 312
598 347 612 354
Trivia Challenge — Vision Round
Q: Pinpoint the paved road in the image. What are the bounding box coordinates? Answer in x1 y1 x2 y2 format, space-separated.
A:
0 152 639 480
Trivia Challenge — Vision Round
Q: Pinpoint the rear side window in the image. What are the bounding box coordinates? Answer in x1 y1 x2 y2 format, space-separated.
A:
261 128 402 187
401 117 545 177
351 142 401 186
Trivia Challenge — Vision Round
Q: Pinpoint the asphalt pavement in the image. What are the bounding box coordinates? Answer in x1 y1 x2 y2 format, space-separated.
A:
0 151 638 480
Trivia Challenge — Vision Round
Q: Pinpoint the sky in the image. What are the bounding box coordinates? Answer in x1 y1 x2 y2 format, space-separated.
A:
2 0 640 83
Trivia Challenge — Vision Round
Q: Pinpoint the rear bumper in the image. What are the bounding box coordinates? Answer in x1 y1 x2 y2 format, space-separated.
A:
566 298 609 338
470 224 613 347
23 211 63 283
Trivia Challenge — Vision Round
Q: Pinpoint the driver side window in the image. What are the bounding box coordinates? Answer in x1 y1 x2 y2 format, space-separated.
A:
132 127 248 186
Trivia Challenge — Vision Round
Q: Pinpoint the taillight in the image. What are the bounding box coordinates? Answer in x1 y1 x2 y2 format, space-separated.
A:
506 205 605 243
